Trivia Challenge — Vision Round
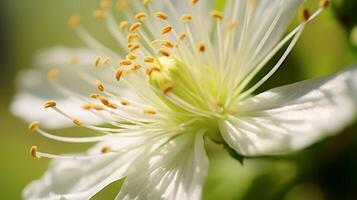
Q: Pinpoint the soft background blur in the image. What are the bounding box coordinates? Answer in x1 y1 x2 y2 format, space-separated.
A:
0 0 356 199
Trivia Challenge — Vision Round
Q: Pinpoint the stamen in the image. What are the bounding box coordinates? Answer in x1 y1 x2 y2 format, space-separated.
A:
161 83 175 94
99 96 117 109
119 21 129 30
118 59 133 66
178 32 187 41
93 56 101 67
101 146 112 154
68 15 81 29
144 56 155 63
143 108 156 115
100 0 113 9
161 25 173 35
30 146 40 158
319 0 329 8
198 43 205 52
117 0 129 9
73 119 82 126
43 101 57 109
191 0 199 4
210 10 224 20
93 10 106 19
129 22 141 32
180 14 193 23
301 8 310 22
82 103 104 111
121 99 130 106
90 93 100 99
155 12 169 20
161 40 175 48
47 69 60 80
103 57 110 64
127 33 140 43
143 0 151 5
158 49 170 57
115 69 123 81
135 12 147 21
126 53 137 60
28 121 39 132
96 80 105 92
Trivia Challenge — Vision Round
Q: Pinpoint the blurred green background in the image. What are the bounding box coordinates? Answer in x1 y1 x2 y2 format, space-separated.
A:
0 0 356 199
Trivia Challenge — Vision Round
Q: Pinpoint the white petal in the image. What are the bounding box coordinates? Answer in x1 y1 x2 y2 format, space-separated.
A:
220 67 357 156
116 133 208 200
223 0 304 75
11 47 132 128
23 134 166 200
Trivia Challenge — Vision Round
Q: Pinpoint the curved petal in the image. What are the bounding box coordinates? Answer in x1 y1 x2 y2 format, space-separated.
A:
11 47 133 129
23 133 169 200
222 0 304 77
220 67 357 156
116 132 208 200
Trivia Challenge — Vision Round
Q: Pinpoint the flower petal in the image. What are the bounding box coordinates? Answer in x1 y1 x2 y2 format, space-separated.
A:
23 133 167 200
116 132 208 200
220 67 357 156
223 0 304 76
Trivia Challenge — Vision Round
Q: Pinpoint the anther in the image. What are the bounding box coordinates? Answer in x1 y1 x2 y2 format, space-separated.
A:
144 108 156 115
319 0 329 8
131 64 141 70
30 146 40 158
96 80 105 92
90 93 100 99
115 69 123 81
155 12 169 20
198 43 206 52
93 10 106 19
73 119 82 126
301 8 310 22
228 20 237 29
143 0 151 5
161 25 173 35
135 12 147 21
144 56 155 63
43 101 57 109
178 32 187 41
126 53 137 61
161 40 175 48
210 10 224 20
121 99 130 106
129 22 142 32
101 146 112 154
116 0 129 9
93 56 101 67
128 43 141 52
119 21 129 30
100 0 113 9
127 33 140 43
119 59 132 66
158 49 170 57
161 83 175 94
146 65 161 75
180 14 193 23
28 121 39 132
103 57 110 64
191 0 199 4
68 15 81 29
47 69 60 80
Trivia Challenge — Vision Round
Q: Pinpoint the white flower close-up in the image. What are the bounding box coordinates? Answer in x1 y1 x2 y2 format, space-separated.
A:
11 0 357 199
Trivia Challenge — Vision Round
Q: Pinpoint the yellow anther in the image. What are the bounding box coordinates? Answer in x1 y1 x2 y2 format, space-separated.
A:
191 0 199 4
161 25 173 35
158 49 170 57
198 43 205 52
319 0 329 8
116 0 129 9
135 12 147 20
131 64 142 71
129 22 141 32
101 146 112 154
129 43 140 52
123 69 133 75
100 0 113 9
96 80 105 92
30 146 40 158
210 10 224 20
47 69 60 80
119 59 133 66
228 20 237 29
68 15 81 29
93 10 106 19
178 32 187 41
115 69 123 81
43 101 57 109
99 96 117 109
119 21 129 30
127 33 140 43
144 108 157 115
151 40 160 47
144 56 155 63
82 103 104 111
126 53 137 61
161 83 175 94
121 99 130 106
103 57 110 64
93 56 101 67
143 0 151 5
73 119 82 126
161 40 175 48
180 14 192 23
300 8 310 22
155 12 169 20
90 93 100 99
28 121 39 132
146 65 161 75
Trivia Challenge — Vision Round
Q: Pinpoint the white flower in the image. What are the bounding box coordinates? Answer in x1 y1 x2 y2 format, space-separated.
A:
11 0 357 199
